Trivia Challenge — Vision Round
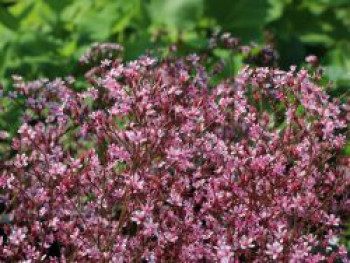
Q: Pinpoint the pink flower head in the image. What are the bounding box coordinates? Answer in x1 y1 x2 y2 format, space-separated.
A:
266 241 283 260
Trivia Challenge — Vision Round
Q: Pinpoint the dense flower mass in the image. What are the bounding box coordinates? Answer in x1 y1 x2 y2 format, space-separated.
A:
0 45 349 262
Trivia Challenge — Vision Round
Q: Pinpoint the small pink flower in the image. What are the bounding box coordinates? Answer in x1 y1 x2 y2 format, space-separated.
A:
9 227 27 246
0 130 9 139
326 214 340 226
240 235 254 250
101 59 112 67
305 55 318 66
266 241 283 260
14 153 28 168
131 210 146 225
216 241 233 263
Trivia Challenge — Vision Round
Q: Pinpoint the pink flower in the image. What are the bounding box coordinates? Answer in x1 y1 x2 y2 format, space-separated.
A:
101 59 112 67
0 130 9 139
131 210 146 225
305 55 318 66
266 241 283 260
9 227 27 246
326 214 340 226
14 153 28 168
216 240 233 263
240 235 254 250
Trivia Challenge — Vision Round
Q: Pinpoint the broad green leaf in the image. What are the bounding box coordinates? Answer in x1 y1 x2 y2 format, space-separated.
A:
267 0 291 22
204 0 269 42
0 7 18 30
148 0 204 30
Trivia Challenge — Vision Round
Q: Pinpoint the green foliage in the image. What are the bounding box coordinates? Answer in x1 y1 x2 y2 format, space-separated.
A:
0 0 349 92
149 0 204 31
205 0 269 41
267 0 350 91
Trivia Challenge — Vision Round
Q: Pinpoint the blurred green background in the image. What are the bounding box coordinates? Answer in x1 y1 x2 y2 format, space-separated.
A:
1 0 350 91
0 0 349 249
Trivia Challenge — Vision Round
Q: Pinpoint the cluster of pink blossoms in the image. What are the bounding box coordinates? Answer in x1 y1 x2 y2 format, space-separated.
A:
0 48 349 262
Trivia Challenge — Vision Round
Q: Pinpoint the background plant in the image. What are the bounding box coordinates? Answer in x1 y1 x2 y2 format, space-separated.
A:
1 0 350 89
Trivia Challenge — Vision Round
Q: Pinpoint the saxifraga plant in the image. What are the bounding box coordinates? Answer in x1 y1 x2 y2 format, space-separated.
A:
0 41 349 262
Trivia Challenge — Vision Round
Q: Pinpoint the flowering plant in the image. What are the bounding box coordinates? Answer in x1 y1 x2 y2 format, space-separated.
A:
0 42 349 262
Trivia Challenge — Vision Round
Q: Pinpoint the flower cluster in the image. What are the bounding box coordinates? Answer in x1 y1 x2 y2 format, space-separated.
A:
79 43 124 65
209 32 278 67
0 48 349 262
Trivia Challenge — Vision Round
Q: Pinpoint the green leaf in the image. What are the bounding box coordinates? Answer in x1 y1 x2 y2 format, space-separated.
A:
267 0 291 22
148 0 204 30
204 0 269 42
0 8 19 30
0 0 17 8
59 39 78 57
44 0 71 13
